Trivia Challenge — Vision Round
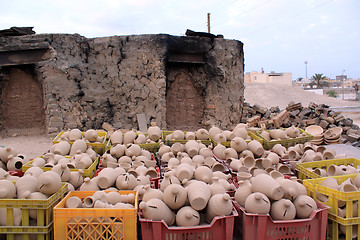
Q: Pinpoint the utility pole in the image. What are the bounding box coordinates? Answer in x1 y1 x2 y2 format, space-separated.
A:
207 13 210 33
304 61 308 80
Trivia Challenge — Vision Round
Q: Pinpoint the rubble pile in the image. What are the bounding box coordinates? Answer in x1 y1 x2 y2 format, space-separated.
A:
242 102 360 147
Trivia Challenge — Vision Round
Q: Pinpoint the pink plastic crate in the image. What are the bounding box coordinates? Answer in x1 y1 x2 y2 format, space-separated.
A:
138 207 237 240
233 200 329 240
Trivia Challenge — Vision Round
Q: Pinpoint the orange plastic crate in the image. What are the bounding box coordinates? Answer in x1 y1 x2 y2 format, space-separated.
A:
233 200 329 240
53 190 138 240
138 207 237 240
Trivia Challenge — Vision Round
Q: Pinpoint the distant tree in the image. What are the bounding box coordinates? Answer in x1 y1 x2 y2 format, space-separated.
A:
327 90 338 98
297 77 303 81
311 73 328 88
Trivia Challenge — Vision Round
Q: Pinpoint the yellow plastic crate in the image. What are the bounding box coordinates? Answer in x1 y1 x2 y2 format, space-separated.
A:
52 131 107 154
0 183 67 240
54 190 138 240
256 128 313 150
162 130 212 146
296 158 360 180
106 133 160 154
303 174 360 240
22 157 99 179
212 131 264 147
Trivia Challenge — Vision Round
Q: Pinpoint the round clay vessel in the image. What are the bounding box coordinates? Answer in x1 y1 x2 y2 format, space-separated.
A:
251 173 284 200
0 146 18 163
206 193 232 223
230 137 247 153
66 196 83 208
159 172 181 191
53 141 71 155
270 199 296 220
123 129 137 145
196 128 209 140
176 206 200 227
275 178 300 200
70 139 87 155
186 180 211 211
163 184 187 210
37 171 62 195
79 177 100 191
116 173 137 190
175 163 194 182
0 179 16 199
245 192 271 214
110 130 123 145
194 166 213 183
293 195 317 219
171 130 184 140
52 163 71 182
97 168 119 189
234 180 252 207
139 198 175 226
185 140 199 157
213 144 226 160
247 140 264 157
147 122 161 141
16 175 38 199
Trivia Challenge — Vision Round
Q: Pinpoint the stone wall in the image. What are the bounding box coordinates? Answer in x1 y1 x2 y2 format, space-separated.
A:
0 33 244 134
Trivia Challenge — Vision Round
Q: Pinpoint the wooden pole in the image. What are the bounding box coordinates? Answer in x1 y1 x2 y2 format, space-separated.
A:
207 13 210 33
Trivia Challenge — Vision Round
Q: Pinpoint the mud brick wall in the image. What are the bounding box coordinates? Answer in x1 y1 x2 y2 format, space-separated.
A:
0 34 244 134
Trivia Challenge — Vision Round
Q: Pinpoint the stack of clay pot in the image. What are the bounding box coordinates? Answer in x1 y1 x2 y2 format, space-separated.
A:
109 124 160 147
58 128 105 144
164 128 211 142
324 127 343 145
140 177 234 227
207 124 252 144
305 125 324 145
259 126 305 142
313 174 360 236
0 146 30 172
64 190 136 209
158 139 229 175
234 173 317 220
0 171 64 226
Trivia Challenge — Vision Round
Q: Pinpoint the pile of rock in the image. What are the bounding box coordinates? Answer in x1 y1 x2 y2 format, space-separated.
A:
241 102 360 147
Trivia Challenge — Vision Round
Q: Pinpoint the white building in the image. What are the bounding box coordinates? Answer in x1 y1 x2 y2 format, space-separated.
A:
245 71 292 86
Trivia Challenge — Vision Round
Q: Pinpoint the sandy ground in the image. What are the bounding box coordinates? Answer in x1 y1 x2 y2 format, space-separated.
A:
0 82 359 159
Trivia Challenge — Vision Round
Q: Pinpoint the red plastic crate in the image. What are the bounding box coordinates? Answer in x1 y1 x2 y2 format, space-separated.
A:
138 207 237 240
233 200 329 240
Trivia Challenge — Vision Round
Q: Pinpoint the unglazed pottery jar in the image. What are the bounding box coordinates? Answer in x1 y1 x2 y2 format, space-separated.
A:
245 192 271 214
206 193 232 223
163 184 187 210
37 171 62 195
15 175 38 199
196 128 210 140
0 179 16 199
140 198 175 226
251 174 284 200
176 206 200 227
186 180 211 211
270 199 296 220
234 180 252 207
147 122 161 141
293 195 317 219
110 130 123 145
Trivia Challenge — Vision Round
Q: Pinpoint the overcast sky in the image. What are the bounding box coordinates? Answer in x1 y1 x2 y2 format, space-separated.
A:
1 0 359 80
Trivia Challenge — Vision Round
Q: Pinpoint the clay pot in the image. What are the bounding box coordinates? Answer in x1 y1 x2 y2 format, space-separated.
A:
139 198 175 226
316 177 339 202
241 156 255 168
288 149 301 161
251 174 284 200
79 177 100 191
213 171 231 180
196 128 210 140
277 164 292 175
313 168 328 177
6 155 24 171
272 144 287 158
0 146 18 163
53 141 71 155
353 174 360 188
260 131 271 141
185 131 196 140
322 149 336 160
222 130 235 141
247 140 264 157
184 140 199 157
212 162 226 172
110 144 126 159
110 130 123 145
234 180 252 207
24 166 44 178
176 206 200 227
230 137 247 153
199 147 213 158
16 175 38 199
327 164 345 176
0 208 22 226
51 163 71 182
68 170 84 189
285 126 300 138
97 168 119 189
206 193 232 223
134 133 147 144
159 172 181 191
339 178 358 192
187 180 211 211
147 122 161 141
31 157 46 167
0 179 16 199
213 144 226 160
204 157 216 168
175 163 194 182
266 152 280 165
213 133 227 143
66 196 83 208
163 184 187 210
223 148 238 160
70 139 87 155
270 129 287 140
293 195 317 219
123 129 137 145
289 177 307 196
68 129 82 141
270 199 296 220
275 178 300 200
83 191 107 208
76 155 93 169
245 192 271 214
116 173 137 190
194 166 213 183
37 171 62 195
125 144 141 157
237 172 252 182
209 126 222 140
